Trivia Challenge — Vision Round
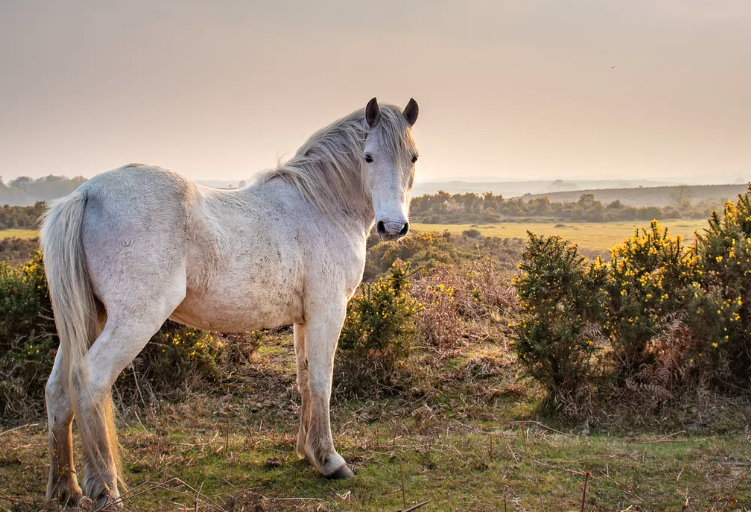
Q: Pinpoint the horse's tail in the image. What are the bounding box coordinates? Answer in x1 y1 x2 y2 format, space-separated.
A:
40 190 121 480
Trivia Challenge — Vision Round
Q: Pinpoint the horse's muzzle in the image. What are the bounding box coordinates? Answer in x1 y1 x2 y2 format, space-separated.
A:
377 220 409 241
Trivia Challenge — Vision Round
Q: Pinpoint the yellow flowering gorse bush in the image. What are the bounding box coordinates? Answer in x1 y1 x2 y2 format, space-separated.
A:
513 186 751 405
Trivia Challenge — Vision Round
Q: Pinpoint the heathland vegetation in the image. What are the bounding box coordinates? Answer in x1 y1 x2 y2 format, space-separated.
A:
1 188 750 509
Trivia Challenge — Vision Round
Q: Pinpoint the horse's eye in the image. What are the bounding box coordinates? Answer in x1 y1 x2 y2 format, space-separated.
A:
364 154 373 163
411 154 418 164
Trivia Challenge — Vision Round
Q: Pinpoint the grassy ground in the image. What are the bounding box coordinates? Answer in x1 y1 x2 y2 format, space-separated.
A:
1 333 749 511
0 229 38 240
413 220 708 254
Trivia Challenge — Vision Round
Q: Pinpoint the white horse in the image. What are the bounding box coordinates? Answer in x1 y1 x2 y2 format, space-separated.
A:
40 98 419 507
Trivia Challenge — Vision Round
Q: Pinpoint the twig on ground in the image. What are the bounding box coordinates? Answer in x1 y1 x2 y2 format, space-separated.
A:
270 497 322 501
681 487 690 511
401 500 431 512
720 474 745 512
580 471 591 512
0 494 33 505
0 423 38 438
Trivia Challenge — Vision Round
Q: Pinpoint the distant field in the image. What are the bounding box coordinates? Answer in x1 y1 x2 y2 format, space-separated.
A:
0 228 38 240
414 219 709 253
4 223 711 253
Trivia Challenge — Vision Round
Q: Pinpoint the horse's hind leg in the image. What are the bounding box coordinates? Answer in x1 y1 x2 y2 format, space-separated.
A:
294 323 311 460
73 286 185 507
46 348 83 506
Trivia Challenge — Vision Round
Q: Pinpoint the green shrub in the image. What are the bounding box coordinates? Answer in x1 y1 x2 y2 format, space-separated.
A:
0 252 57 420
512 233 607 403
338 262 421 373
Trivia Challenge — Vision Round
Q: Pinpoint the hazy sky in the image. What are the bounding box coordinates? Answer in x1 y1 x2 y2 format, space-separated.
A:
1 0 749 183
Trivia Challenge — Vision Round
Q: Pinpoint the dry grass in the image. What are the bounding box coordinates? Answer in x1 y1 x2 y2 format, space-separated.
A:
0 229 38 240
413 220 708 254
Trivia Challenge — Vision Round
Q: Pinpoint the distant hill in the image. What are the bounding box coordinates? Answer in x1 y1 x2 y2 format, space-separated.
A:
520 184 749 207
412 179 677 198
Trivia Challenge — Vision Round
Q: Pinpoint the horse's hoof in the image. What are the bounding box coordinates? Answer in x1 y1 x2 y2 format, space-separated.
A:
326 464 354 480
47 484 83 508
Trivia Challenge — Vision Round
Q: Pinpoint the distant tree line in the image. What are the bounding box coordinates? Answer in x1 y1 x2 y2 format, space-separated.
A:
0 202 46 230
410 191 723 224
0 175 87 207
0 178 728 230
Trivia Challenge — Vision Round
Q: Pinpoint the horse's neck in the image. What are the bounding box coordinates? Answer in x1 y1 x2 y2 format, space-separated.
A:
255 171 375 239
330 184 375 240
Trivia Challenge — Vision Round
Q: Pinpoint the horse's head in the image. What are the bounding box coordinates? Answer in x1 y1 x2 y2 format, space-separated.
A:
362 97 419 241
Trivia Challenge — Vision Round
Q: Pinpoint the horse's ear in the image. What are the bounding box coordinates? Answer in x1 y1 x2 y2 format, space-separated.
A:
403 98 419 126
365 97 381 128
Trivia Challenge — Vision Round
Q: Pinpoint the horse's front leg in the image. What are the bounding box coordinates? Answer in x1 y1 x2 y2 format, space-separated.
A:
301 301 353 479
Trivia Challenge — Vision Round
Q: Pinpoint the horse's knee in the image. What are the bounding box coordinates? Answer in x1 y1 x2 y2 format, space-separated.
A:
46 383 74 435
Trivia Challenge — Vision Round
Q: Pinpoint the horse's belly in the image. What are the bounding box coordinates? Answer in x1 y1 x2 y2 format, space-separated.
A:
170 281 304 332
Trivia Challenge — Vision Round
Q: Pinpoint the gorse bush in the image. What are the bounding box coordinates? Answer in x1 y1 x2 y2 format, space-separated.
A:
694 197 751 380
606 221 699 371
339 262 421 372
512 234 607 405
513 186 751 413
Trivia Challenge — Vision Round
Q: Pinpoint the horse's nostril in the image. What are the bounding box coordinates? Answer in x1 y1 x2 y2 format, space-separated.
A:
399 222 409 236
377 221 386 234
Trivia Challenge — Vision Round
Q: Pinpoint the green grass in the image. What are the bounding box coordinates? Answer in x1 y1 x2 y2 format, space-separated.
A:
2 414 748 510
1 332 748 510
414 219 709 253
0 228 38 240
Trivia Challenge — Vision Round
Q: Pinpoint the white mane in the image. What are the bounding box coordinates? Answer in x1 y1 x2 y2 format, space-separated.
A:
259 104 414 216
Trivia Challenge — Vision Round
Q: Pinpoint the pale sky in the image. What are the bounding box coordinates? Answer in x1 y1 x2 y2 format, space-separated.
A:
1 0 749 183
